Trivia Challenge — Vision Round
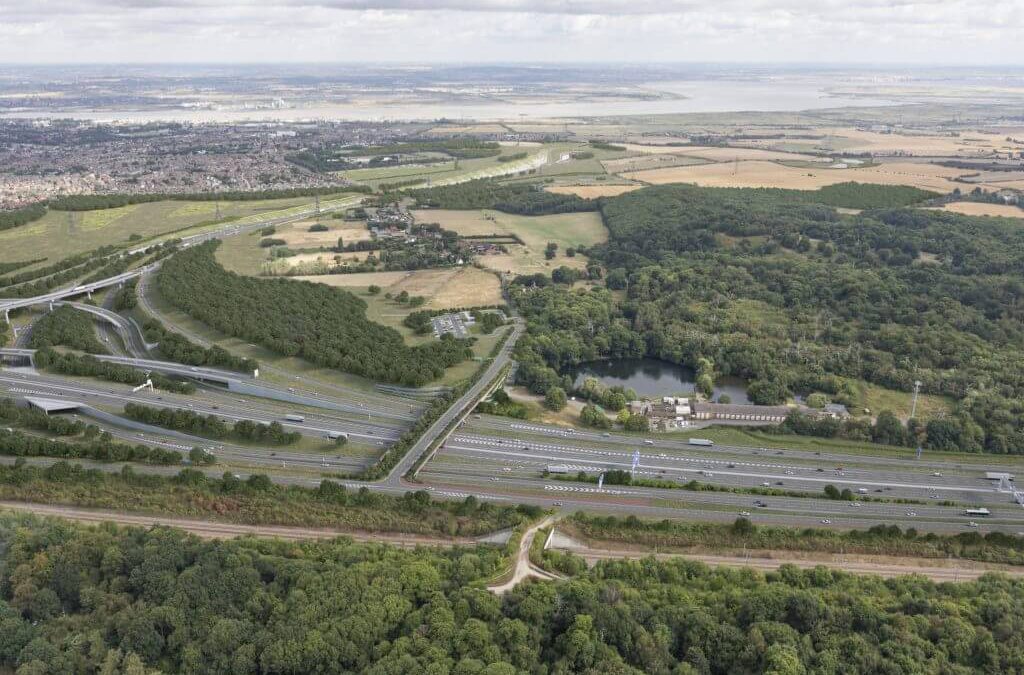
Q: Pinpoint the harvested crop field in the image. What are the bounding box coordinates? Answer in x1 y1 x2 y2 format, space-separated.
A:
623 160 967 192
278 222 371 247
294 267 503 309
927 202 1024 218
617 144 820 162
412 209 607 249
545 184 644 198
807 127 1024 156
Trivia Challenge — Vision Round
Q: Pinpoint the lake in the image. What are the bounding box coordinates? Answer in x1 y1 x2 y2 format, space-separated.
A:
569 358 750 404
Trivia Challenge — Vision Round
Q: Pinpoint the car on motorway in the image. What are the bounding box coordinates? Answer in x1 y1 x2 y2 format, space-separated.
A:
906 511 917 517
930 494 940 499
738 511 751 517
644 440 654 445
761 482 771 487
968 521 979 528
785 470 794 475
553 501 563 507
753 500 767 508
821 519 832 525
932 472 943 477
602 432 610 437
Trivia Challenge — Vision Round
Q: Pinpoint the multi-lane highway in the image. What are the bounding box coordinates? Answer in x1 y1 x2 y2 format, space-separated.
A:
2 189 1024 537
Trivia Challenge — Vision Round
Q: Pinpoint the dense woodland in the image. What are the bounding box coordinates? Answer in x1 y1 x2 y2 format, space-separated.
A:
27 305 108 354
2 514 1024 674
157 242 472 386
408 179 598 215
508 182 1024 453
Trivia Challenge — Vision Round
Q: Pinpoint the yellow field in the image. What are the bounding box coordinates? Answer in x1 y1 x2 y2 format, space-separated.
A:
724 126 1024 157
617 144 820 162
412 209 607 248
277 222 371 247
294 266 503 309
413 208 606 276
623 160 967 192
927 202 1024 218
545 184 644 198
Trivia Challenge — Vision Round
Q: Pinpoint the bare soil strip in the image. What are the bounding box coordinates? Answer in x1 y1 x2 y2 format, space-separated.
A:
0 501 472 547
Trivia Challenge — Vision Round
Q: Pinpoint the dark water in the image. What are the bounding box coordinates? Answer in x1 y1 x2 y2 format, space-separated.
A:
569 358 750 404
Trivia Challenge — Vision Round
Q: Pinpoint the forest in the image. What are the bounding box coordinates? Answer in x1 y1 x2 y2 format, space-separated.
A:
156 241 472 386
407 179 598 215
509 183 1024 453
27 305 108 354
1 513 1024 674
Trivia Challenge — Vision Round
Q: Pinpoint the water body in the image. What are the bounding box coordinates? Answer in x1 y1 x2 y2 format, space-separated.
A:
570 357 750 404
0 79 898 123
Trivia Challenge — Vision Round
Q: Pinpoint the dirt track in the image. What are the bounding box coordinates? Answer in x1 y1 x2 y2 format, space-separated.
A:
563 546 1024 582
0 501 471 548
6 501 1021 583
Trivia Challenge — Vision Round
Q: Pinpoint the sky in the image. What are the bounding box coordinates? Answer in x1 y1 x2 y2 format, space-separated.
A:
0 0 1022 64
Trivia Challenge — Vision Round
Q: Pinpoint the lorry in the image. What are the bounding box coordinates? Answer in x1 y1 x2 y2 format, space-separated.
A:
284 413 306 423
688 438 714 447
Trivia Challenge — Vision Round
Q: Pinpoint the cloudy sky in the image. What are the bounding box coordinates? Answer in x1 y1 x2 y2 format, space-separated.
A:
1 0 1021 64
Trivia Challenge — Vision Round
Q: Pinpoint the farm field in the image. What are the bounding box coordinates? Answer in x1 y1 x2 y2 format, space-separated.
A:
276 220 371 247
602 154 711 174
294 266 504 310
618 144 822 162
926 202 1024 218
413 208 607 249
0 196 330 265
413 208 607 275
621 159 967 192
545 184 644 198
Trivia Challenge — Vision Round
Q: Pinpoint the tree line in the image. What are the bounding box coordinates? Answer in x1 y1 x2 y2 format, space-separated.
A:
34 348 195 395
123 403 300 445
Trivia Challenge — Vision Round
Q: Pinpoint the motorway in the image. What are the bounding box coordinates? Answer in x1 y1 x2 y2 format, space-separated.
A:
2 191 1024 539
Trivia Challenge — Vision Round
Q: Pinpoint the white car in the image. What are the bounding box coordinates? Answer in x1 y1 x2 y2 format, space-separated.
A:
932 472 943 477
968 521 979 528
906 511 917 517
821 519 832 524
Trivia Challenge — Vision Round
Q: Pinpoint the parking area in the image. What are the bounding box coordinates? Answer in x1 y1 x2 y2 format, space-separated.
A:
432 311 475 338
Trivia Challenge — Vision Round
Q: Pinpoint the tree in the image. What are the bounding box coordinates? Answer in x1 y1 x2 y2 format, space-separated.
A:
580 404 611 429
367 285 381 295
544 387 567 411
336 235 344 250
872 410 907 447
806 393 829 409
544 242 558 260
623 414 649 432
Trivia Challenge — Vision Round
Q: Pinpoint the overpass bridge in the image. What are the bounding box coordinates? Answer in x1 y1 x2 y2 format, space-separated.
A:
0 348 416 421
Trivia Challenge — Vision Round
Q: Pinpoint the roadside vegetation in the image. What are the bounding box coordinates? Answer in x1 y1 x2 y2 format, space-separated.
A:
34 347 195 394
0 460 533 536
567 512 1024 566
123 403 301 446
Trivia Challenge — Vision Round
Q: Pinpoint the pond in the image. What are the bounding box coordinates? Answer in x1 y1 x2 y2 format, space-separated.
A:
568 358 750 404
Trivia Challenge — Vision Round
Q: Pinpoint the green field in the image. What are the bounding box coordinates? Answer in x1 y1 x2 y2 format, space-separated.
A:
0 195 346 266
